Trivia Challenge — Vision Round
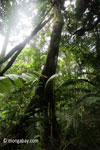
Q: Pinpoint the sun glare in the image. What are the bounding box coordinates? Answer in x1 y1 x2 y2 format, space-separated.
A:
0 2 35 55
9 12 33 48
0 35 4 53
0 0 76 56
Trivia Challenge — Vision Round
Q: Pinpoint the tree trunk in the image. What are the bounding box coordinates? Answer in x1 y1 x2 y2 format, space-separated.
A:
27 3 64 149
40 4 64 149
0 28 10 71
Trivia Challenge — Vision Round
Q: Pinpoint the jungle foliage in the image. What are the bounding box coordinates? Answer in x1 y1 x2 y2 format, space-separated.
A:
0 0 100 150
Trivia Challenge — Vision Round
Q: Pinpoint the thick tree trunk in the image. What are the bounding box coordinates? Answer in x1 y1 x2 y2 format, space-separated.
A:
41 5 64 149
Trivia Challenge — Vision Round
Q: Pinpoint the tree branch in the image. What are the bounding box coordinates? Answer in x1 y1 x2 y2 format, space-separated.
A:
0 15 53 76
0 15 52 65
73 16 100 36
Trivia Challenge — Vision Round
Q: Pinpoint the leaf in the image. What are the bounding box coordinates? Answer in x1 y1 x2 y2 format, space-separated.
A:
0 106 17 113
44 74 59 92
5 74 24 87
32 71 41 77
85 97 100 106
0 93 4 97
0 76 14 89
21 73 34 82
57 79 94 91
0 83 9 93
0 76 13 93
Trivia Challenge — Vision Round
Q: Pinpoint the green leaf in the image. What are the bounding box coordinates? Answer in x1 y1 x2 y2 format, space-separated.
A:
57 79 94 91
44 74 59 92
5 74 24 87
0 76 12 93
85 97 100 105
21 73 34 82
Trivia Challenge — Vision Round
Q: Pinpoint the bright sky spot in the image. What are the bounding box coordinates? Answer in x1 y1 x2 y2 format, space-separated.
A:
0 12 34 55
64 0 70 7
9 12 33 48
0 34 4 52
0 0 76 56
65 0 76 8
0 1 35 55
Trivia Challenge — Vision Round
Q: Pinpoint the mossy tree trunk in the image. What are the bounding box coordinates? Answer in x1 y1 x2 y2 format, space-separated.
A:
38 3 64 149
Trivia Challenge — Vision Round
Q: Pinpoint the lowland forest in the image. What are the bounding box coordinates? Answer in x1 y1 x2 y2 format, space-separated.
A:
0 0 100 150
